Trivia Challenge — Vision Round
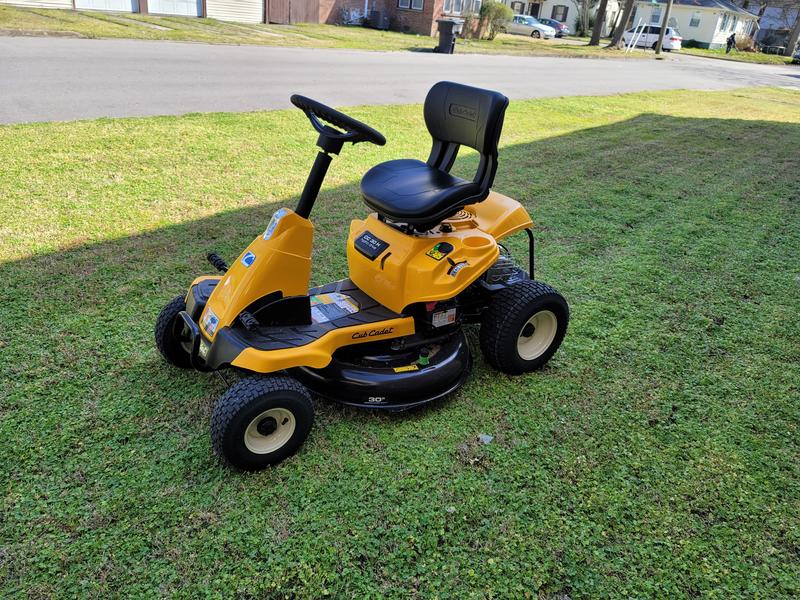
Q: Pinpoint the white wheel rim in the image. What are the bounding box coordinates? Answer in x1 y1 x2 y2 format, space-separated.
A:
517 310 558 361
244 408 296 454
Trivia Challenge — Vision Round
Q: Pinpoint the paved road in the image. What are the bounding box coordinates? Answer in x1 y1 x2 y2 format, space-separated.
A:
1 36 798 123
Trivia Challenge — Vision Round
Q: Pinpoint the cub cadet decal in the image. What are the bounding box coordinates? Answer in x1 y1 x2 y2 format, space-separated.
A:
449 103 477 121
393 364 419 373
426 242 454 261
241 251 256 267
352 327 394 340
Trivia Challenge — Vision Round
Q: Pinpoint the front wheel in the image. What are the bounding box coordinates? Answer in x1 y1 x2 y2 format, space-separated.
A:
480 280 569 375
154 295 192 368
532 30 541 39
211 375 314 470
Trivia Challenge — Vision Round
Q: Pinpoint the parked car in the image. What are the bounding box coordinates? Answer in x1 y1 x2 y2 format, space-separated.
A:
537 17 570 37
793 47 800 64
508 15 556 39
622 25 682 51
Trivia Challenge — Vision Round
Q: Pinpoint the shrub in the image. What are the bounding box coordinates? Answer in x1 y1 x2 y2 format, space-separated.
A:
577 14 595 37
480 0 512 40
736 34 756 51
461 11 477 39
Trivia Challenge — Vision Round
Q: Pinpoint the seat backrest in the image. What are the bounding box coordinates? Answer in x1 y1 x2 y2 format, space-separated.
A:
423 81 509 193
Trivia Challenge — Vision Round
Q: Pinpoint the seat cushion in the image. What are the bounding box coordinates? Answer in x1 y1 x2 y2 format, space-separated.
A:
360 159 483 228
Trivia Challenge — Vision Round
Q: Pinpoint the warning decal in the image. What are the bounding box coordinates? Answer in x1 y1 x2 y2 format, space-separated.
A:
310 293 360 324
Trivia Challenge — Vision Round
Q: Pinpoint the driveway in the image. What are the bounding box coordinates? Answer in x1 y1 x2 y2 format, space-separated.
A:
1 36 798 123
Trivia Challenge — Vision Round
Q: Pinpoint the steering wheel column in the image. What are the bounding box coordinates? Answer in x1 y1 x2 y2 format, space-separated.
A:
289 94 386 219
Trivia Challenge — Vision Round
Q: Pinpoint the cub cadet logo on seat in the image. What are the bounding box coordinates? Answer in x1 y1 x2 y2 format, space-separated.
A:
449 103 477 121
352 327 394 339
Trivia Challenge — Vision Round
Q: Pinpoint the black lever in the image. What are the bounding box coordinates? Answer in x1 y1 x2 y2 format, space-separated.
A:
207 252 229 273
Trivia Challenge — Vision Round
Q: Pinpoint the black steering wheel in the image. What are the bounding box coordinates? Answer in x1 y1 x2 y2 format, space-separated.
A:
291 94 386 147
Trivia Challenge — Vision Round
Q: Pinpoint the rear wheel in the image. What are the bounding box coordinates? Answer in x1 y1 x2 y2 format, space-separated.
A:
532 30 541 38
480 280 569 375
211 375 314 470
652 42 658 50
154 295 192 368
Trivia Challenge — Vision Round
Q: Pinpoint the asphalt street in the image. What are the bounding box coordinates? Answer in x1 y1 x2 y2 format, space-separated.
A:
1 36 798 123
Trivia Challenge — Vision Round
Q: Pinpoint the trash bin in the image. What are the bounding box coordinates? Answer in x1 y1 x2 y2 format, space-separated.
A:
435 19 457 54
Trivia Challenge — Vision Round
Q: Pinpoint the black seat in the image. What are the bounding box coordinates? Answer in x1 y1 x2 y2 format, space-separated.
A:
360 81 509 231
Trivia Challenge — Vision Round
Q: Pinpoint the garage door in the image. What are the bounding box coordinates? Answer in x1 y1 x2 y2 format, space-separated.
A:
149 0 202 16
74 0 139 11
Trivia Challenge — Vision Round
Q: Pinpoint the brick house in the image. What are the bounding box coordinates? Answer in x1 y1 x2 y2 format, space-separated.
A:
321 0 483 36
1 0 478 34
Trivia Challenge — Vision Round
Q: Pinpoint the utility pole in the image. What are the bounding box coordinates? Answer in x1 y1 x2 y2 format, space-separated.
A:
655 0 674 55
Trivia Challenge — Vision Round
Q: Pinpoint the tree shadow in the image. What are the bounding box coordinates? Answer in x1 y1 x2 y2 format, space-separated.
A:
3 109 800 597
2 112 798 468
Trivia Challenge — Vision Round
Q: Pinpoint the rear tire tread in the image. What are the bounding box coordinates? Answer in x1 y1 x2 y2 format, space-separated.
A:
480 280 568 375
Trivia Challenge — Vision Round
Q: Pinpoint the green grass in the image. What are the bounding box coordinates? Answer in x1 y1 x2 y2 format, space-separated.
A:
0 4 641 58
682 46 796 65
2 87 799 598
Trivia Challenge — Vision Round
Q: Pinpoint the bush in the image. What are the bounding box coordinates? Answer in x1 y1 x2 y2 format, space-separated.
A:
479 0 512 40
736 34 756 51
461 11 477 39
577 14 595 37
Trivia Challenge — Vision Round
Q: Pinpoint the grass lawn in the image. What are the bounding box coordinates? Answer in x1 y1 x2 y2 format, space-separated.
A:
0 4 639 58
2 87 799 598
681 46 796 65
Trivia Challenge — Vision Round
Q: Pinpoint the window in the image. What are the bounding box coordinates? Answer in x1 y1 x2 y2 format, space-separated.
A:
650 6 661 24
398 0 423 9
719 13 729 31
453 0 463 13
689 11 700 27
444 0 452 12
551 4 568 21
730 15 737 31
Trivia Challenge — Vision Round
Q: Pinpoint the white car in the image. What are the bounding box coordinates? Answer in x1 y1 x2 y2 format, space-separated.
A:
507 15 556 39
623 25 683 51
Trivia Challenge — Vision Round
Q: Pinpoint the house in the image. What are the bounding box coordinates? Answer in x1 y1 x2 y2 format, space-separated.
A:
631 0 758 49
324 0 486 36
0 0 482 33
739 0 800 47
502 0 622 37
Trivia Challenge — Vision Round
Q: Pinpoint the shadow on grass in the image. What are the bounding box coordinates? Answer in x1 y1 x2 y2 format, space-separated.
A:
1 111 799 597
2 111 799 433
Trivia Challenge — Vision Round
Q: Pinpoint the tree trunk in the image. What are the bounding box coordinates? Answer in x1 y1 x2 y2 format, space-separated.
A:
752 2 767 41
607 0 635 48
783 7 800 56
589 0 610 45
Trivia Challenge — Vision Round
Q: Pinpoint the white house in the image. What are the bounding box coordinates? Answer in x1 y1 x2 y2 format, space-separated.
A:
503 0 622 36
632 0 758 49
0 0 264 22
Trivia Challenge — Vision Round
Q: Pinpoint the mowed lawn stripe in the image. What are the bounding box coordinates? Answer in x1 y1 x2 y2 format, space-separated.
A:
0 87 798 598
